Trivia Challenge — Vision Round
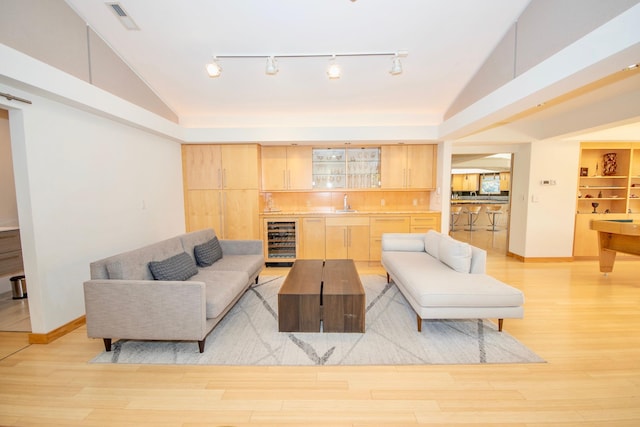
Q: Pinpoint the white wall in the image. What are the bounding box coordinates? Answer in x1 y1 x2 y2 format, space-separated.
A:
3 86 185 334
509 144 532 256
522 140 580 257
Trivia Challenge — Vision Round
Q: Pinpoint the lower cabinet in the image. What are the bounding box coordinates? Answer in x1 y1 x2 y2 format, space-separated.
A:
410 214 440 233
300 217 325 259
325 217 370 261
369 216 411 262
261 212 441 262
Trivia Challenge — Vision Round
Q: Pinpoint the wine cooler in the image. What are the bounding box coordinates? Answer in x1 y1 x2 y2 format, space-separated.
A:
265 219 298 266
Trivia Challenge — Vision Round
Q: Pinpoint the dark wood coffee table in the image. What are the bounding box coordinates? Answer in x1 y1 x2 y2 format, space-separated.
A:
278 259 365 333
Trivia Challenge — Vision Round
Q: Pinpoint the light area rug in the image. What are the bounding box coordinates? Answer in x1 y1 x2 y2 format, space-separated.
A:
91 275 544 366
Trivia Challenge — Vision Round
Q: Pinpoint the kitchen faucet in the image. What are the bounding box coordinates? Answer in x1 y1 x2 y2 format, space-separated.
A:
344 194 349 210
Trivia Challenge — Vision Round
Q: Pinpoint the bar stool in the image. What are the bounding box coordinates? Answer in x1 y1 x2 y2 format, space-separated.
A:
464 205 482 231
486 205 503 231
450 206 463 231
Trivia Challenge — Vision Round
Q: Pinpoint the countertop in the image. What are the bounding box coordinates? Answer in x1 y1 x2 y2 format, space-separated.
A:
451 200 509 204
260 210 440 216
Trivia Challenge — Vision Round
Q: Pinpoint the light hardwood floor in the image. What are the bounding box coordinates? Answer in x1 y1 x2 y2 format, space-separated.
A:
1 243 639 426
0 291 31 333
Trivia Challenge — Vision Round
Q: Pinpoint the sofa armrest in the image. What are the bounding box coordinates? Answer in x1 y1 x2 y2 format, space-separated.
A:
470 246 487 274
83 279 208 341
219 239 263 255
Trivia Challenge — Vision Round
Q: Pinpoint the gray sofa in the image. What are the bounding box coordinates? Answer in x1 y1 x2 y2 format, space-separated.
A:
381 231 524 332
83 229 263 352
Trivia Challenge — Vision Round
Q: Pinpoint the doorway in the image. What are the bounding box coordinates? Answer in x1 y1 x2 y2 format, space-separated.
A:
0 108 31 332
449 153 512 256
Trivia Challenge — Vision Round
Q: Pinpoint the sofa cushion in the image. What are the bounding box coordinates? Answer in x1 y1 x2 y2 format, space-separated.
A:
203 254 264 279
190 269 250 318
382 251 523 308
424 230 441 259
148 252 198 281
180 229 216 263
194 237 223 267
105 237 184 280
438 236 472 273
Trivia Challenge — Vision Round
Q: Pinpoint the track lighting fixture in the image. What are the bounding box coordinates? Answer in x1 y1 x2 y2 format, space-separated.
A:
206 51 407 79
206 57 222 78
327 55 341 79
265 56 279 75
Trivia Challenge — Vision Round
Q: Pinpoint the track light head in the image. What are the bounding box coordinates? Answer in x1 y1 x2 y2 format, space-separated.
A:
265 56 279 75
206 57 222 78
327 55 341 79
389 55 402 75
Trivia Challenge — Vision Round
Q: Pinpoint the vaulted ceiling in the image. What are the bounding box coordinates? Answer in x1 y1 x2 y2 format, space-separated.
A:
64 0 531 130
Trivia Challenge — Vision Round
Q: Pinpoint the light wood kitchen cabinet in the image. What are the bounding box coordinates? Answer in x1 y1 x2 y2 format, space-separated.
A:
499 172 511 191
261 146 312 190
369 216 411 261
325 216 370 261
183 144 260 238
183 144 260 190
300 217 325 259
381 145 436 189
185 189 259 239
410 213 440 233
451 173 479 192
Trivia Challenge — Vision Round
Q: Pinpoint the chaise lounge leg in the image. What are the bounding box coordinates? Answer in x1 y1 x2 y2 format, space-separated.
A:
417 314 422 332
386 272 390 283
255 275 259 284
198 339 205 353
498 319 504 332
103 338 112 352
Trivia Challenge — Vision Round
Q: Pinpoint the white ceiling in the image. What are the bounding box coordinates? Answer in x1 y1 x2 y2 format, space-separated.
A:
64 0 531 129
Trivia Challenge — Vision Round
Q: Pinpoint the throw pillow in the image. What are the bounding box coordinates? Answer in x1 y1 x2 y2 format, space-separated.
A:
148 252 198 281
424 230 441 259
194 237 223 267
438 236 472 273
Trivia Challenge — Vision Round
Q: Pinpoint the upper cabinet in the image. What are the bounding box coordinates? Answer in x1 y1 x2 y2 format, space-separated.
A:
499 172 511 191
381 145 436 189
260 143 436 191
183 144 260 190
312 147 381 190
451 173 479 192
262 146 312 190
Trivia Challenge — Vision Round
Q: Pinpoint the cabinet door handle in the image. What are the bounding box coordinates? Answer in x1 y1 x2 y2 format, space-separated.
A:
408 169 412 187
220 192 226 238
287 170 291 189
343 229 347 247
217 169 222 189
348 228 352 247
223 169 227 188
283 171 286 188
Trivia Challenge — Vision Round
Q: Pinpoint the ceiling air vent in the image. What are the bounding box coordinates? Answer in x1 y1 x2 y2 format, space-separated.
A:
107 2 139 30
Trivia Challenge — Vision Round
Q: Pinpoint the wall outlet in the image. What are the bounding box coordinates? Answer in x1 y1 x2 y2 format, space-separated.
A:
380 198 385 206
412 199 418 206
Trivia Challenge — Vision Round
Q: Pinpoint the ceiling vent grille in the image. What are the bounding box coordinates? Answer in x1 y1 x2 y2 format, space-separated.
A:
107 2 139 30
